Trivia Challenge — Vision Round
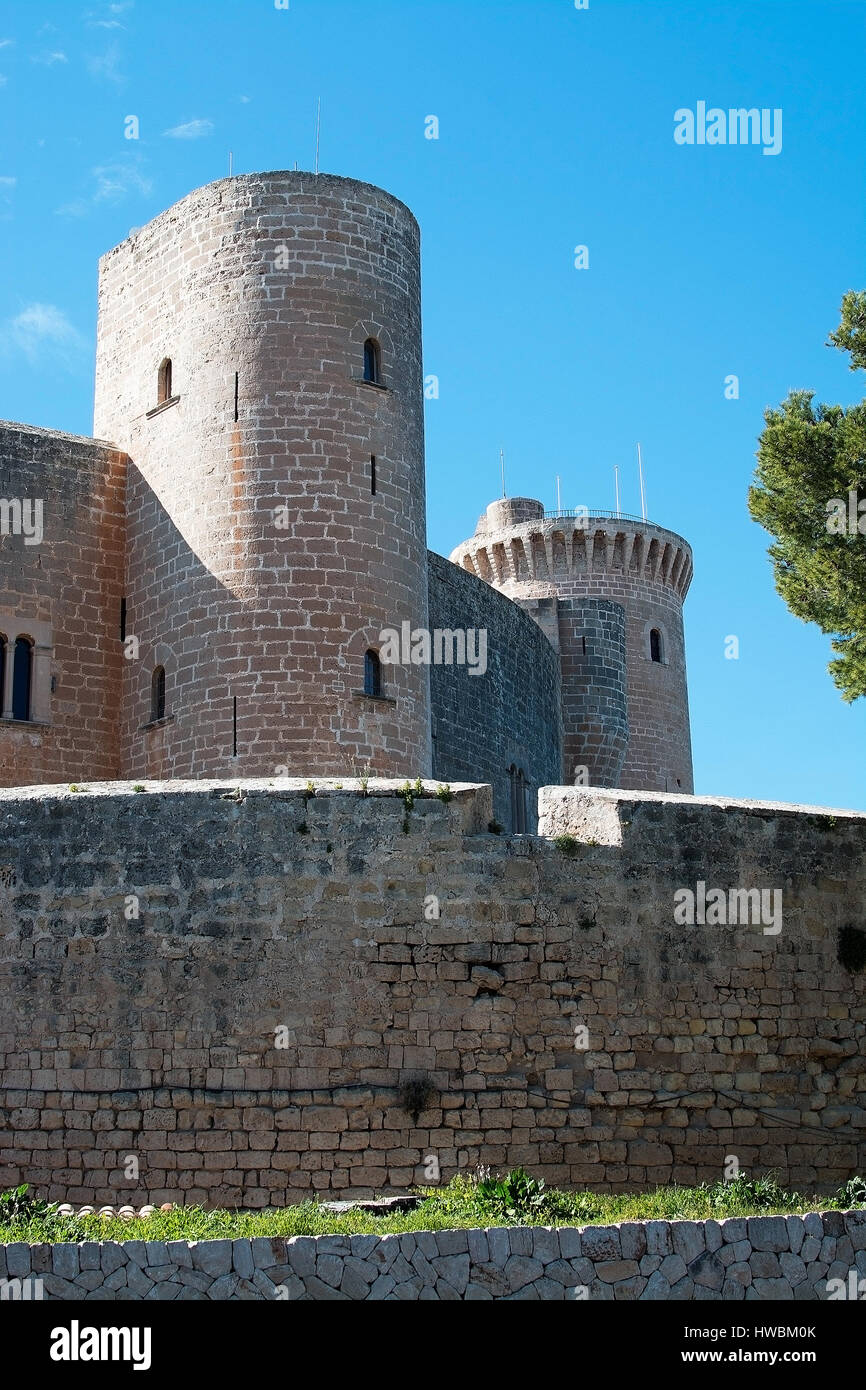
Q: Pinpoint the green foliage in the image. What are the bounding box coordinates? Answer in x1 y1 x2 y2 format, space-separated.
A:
828 289 866 371
399 778 425 832
0 1184 90 1242
476 1168 549 1220
435 784 453 802
488 820 502 834
2 1171 864 1243
837 1176 866 1207
696 1172 794 1212
553 834 579 855
748 292 866 701
839 1173 866 1206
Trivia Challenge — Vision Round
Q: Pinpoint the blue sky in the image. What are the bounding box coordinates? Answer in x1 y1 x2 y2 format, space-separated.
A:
1 0 864 809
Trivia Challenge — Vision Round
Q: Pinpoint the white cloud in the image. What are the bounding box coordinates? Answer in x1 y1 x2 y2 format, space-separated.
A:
0 39 14 49
32 51 68 66
83 0 132 23
55 157 152 216
92 160 151 201
3 303 87 365
163 118 213 140
86 43 125 84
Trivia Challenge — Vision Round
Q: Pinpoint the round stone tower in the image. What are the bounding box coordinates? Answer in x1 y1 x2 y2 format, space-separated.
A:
451 497 694 793
94 172 430 780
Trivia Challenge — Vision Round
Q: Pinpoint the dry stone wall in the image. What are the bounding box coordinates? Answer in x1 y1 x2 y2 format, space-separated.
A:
4 1211 866 1300
0 781 864 1208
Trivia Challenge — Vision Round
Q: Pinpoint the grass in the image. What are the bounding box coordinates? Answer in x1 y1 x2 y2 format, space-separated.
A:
2 1171 865 1246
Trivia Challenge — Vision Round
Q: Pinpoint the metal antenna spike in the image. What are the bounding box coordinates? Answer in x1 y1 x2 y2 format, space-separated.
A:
637 443 647 522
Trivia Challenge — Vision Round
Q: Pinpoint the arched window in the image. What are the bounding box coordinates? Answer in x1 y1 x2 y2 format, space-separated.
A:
650 628 662 663
151 665 166 722
157 358 172 404
12 636 33 721
364 649 382 698
363 338 381 385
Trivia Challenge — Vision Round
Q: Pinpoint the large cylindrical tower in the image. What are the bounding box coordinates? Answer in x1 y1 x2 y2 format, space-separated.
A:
94 172 430 780
451 497 694 793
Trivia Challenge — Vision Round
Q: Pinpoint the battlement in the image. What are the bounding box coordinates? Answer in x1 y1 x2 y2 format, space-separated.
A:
452 504 693 601
451 495 695 796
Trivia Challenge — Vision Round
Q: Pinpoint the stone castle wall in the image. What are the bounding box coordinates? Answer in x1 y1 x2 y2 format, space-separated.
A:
0 781 863 1209
0 423 126 787
93 172 430 782
427 550 562 830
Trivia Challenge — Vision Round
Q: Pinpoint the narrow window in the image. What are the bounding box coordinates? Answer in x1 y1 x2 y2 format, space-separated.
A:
0 635 6 715
370 454 377 496
232 695 238 757
12 637 33 721
650 628 662 663
517 769 528 834
119 597 127 642
151 665 166 722
157 358 172 404
364 649 382 698
581 635 587 656
234 371 239 422
363 337 381 385
509 765 528 834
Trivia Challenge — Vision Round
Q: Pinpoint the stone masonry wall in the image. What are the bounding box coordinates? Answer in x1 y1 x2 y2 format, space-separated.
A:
0 423 126 788
0 782 864 1209
555 596 628 786
5 1210 866 1300
93 172 431 782
427 550 562 831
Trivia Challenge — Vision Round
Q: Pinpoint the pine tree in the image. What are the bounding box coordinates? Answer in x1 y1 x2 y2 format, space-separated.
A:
748 291 866 701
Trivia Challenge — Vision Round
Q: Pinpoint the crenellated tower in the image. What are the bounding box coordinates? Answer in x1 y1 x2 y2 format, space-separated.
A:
450 497 694 793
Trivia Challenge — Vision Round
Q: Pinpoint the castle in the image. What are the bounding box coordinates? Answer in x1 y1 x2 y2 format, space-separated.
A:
3 175 865 1212
0 172 694 828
